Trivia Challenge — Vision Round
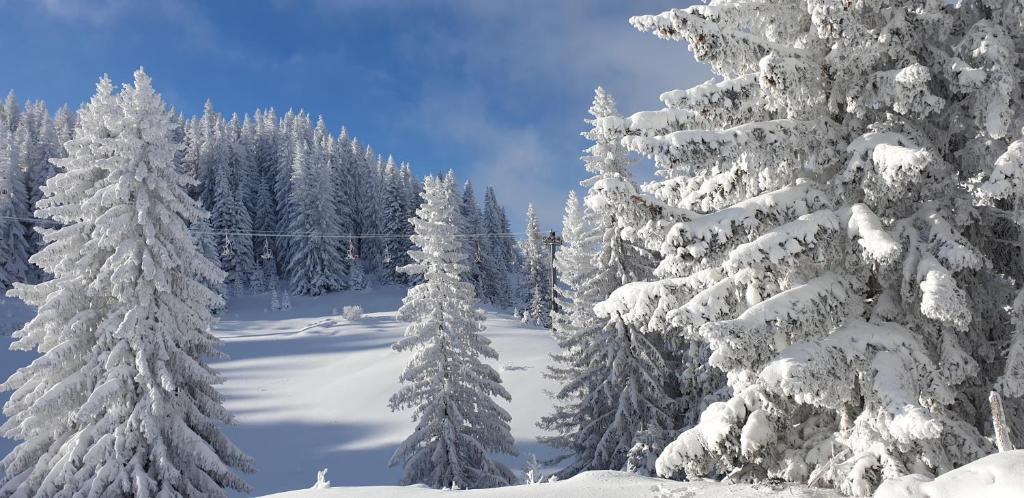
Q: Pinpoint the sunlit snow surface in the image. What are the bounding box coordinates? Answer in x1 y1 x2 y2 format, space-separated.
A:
210 285 561 496
261 470 843 498
3 287 1014 498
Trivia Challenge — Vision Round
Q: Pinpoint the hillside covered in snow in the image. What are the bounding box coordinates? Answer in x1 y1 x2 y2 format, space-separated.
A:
190 285 556 495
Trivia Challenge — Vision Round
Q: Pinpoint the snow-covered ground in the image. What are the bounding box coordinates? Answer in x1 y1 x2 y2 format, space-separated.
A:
3 286 1018 498
262 470 842 498
208 284 562 496
875 450 1024 498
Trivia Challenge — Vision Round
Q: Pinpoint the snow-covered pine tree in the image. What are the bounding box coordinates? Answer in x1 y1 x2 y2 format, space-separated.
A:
538 190 603 465
332 128 356 264
181 116 203 199
285 141 348 295
191 217 221 269
548 191 597 343
0 91 18 133
397 162 419 282
537 90 678 478
273 109 300 272
52 104 76 149
480 187 513 306
0 129 30 289
388 173 517 489
459 180 485 297
520 204 551 327
0 70 251 497
569 87 682 476
348 138 377 265
251 108 280 238
211 132 256 295
12 125 39 272
580 88 656 286
586 2 1024 494
21 102 57 216
238 113 260 218
379 156 405 282
197 100 224 211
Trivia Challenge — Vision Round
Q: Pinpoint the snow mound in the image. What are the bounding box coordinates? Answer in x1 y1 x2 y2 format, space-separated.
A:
259 470 843 497
874 451 1024 498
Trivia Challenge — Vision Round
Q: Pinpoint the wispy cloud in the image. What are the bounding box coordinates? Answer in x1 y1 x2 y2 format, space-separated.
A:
35 0 132 24
383 1 708 228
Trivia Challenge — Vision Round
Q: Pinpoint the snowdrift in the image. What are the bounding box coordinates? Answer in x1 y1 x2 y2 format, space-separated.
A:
874 450 1024 498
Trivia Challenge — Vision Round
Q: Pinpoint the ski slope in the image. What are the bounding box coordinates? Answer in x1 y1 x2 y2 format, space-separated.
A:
209 284 562 496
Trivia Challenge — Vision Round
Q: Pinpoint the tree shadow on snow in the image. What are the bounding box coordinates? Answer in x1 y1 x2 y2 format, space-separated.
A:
222 419 403 497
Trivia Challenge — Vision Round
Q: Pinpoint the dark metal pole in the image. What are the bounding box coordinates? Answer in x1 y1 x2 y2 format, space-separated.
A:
543 230 563 329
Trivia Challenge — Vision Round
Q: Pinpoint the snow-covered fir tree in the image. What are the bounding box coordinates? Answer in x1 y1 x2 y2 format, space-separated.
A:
587 2 1024 494
379 157 406 282
539 89 677 478
388 173 517 489
0 70 252 497
251 109 280 238
459 180 486 297
538 190 603 468
285 142 348 295
0 91 18 132
480 187 515 307
520 204 551 327
211 138 255 295
548 191 597 343
0 129 30 288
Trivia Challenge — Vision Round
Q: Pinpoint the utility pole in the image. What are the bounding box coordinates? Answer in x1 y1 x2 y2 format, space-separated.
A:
543 230 563 329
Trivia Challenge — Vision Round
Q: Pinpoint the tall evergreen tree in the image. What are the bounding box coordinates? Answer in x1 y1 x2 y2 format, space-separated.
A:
0 129 30 288
251 109 280 237
0 90 18 132
0 70 251 497
481 187 513 307
538 88 682 478
520 204 551 327
211 135 255 295
379 157 405 282
588 2 1024 494
389 173 517 489
285 142 348 295
197 100 223 211
459 180 485 297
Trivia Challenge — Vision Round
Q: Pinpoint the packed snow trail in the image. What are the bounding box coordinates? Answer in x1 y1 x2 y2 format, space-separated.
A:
209 285 561 496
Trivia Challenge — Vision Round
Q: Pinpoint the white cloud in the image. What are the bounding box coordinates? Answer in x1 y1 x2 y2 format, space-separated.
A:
386 1 709 228
35 0 132 24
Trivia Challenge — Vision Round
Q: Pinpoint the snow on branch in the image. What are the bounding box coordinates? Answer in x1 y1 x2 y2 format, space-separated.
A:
624 119 813 175
846 64 945 118
759 320 942 445
917 255 972 331
659 183 831 266
660 74 762 116
979 139 1024 202
630 5 805 74
723 209 840 275
595 268 724 334
840 204 901 264
700 273 852 372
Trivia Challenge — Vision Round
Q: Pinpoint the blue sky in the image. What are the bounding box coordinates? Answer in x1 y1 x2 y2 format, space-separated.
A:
0 0 708 230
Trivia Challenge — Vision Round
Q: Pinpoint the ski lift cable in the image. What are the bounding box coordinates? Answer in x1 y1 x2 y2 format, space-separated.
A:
0 215 527 239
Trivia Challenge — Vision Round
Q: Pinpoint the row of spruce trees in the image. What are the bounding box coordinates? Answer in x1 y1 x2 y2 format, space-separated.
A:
540 1 1024 496
0 87 560 310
